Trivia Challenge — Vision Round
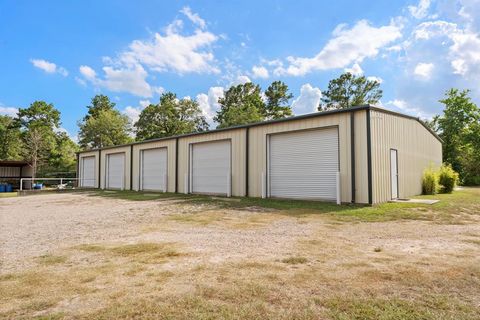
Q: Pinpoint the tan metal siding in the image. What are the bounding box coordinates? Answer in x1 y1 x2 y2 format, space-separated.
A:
177 129 246 196
370 110 442 203
100 146 131 190
354 110 369 204
132 139 176 192
78 151 100 188
248 113 353 202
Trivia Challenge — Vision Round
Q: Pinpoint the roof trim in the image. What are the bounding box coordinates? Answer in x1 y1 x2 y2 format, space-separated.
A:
77 104 441 153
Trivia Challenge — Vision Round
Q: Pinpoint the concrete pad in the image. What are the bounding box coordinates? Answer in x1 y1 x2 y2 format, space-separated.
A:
389 198 439 205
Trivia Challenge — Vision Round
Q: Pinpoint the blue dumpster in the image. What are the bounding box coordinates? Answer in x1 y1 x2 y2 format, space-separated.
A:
5 184 13 192
0 184 5 192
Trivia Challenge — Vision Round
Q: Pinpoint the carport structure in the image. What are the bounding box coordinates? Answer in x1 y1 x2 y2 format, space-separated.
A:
77 105 442 204
0 160 33 190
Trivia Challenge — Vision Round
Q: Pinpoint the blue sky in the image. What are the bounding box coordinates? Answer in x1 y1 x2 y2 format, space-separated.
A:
1 0 479 139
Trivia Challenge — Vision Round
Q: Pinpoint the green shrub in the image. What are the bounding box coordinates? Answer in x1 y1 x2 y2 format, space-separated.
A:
422 167 438 195
438 164 459 193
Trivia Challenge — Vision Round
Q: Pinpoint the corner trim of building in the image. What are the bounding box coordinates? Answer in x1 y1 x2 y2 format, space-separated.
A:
130 145 133 190
350 111 356 203
98 149 101 189
245 127 249 197
366 109 373 205
76 153 80 186
175 137 179 193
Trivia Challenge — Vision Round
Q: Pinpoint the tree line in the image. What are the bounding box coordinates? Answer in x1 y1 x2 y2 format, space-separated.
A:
1 72 478 185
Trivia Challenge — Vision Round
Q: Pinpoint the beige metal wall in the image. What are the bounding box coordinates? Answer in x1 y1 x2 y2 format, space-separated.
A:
78 151 100 188
100 146 132 190
248 112 365 203
353 110 369 204
370 110 442 204
177 129 247 196
131 139 176 192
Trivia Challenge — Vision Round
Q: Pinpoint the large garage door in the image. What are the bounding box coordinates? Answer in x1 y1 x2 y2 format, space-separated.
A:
140 148 167 191
191 140 231 195
268 127 339 200
81 156 95 187
106 153 125 190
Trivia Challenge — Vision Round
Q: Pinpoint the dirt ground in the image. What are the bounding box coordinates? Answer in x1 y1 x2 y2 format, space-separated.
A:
1 191 480 319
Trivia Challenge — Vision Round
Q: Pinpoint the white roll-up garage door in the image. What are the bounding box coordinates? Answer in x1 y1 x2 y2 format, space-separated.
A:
106 153 125 190
140 148 167 191
268 127 339 201
190 140 231 195
81 156 95 188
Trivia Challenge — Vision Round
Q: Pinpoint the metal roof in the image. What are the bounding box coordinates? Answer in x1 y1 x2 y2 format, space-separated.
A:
77 105 442 153
0 160 30 167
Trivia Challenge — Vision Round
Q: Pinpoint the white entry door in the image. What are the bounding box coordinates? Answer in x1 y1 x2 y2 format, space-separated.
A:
140 148 167 191
390 149 399 199
190 140 231 195
81 156 95 187
268 127 339 201
106 153 125 190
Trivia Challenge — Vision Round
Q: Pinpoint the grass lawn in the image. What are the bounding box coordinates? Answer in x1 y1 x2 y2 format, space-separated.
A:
1 188 479 319
0 192 17 198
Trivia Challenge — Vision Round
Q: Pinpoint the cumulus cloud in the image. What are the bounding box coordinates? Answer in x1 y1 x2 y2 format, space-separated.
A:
344 62 363 75
122 99 152 125
79 64 153 97
367 76 383 83
386 99 433 119
196 86 224 124
0 105 18 116
408 0 431 19
274 20 402 76
414 62 434 78
119 15 219 75
180 6 206 29
231 75 251 86
291 84 322 114
251 65 269 79
30 58 68 76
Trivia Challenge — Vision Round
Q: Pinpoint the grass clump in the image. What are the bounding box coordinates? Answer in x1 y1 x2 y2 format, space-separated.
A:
36 254 67 266
422 166 439 195
438 164 459 193
281 256 308 265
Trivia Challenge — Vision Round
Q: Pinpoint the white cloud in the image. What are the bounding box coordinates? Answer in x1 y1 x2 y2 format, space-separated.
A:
291 84 322 114
414 62 434 78
251 65 269 79
0 105 18 116
274 20 402 76
119 12 219 75
79 64 153 97
180 6 206 29
344 62 363 75
367 76 383 83
231 75 251 86
386 99 432 119
30 58 68 76
196 86 224 124
122 99 152 125
408 0 431 19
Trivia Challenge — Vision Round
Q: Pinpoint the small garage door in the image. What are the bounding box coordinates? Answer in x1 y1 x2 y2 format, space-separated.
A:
190 140 231 195
140 148 167 191
81 156 95 188
106 153 125 190
268 127 339 200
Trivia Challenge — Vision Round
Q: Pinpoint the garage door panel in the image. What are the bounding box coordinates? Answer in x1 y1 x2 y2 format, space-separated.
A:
107 153 125 189
81 157 95 188
269 128 338 201
191 140 230 195
141 148 167 191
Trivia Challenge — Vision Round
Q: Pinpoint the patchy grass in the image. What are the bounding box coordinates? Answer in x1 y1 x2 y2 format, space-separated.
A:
83 187 480 224
0 192 17 198
281 256 308 265
36 254 68 266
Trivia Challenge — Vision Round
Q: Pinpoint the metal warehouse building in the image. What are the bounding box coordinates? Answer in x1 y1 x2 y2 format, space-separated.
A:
76 105 442 204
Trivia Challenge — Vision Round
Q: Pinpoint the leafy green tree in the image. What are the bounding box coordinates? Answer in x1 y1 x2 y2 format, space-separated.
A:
83 94 116 121
48 132 79 173
135 92 208 141
318 72 383 110
264 81 293 119
214 82 265 128
17 101 62 178
0 115 23 160
436 89 480 185
78 108 132 149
